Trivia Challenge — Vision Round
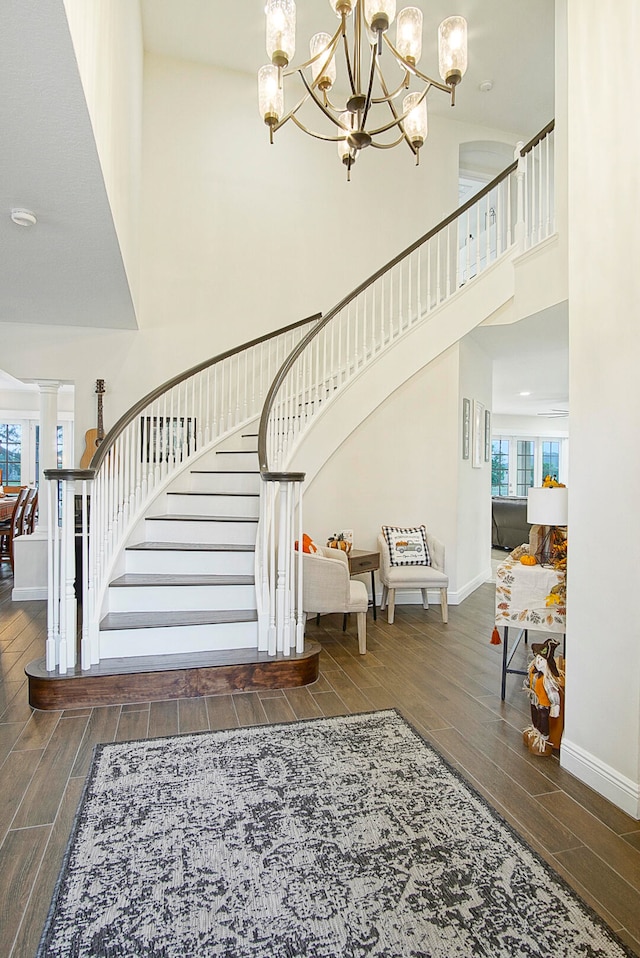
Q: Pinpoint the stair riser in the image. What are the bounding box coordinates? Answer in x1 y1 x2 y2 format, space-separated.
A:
125 551 255 575
99 621 259 658
144 518 257 545
213 452 258 471
166 494 260 518
189 472 260 494
107 584 257 613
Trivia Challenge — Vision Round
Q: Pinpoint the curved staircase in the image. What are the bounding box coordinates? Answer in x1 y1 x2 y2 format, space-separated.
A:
28 122 557 708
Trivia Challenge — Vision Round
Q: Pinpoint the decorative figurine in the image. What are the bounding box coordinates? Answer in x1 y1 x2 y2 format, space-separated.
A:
523 639 564 756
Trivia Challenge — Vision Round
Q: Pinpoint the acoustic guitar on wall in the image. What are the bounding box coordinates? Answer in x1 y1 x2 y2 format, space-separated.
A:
80 379 105 469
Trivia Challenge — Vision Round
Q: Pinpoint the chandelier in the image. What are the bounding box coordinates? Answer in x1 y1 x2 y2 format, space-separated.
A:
258 1 468 179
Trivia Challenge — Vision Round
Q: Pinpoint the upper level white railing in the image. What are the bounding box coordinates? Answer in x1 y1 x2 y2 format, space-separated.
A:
256 121 555 656
44 315 320 674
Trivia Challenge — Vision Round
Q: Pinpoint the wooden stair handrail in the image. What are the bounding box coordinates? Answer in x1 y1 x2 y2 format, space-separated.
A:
86 312 322 474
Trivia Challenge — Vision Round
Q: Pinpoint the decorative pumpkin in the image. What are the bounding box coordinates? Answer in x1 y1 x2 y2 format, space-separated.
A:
520 554 538 566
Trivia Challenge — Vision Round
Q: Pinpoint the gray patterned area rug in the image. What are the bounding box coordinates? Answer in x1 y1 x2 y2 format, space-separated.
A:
38 709 635 958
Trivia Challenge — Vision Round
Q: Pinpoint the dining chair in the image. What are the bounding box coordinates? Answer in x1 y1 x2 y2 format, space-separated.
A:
20 488 38 536
0 486 30 572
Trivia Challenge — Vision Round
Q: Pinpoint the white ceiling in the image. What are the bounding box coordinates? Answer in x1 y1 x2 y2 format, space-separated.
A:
472 304 568 420
1 0 560 415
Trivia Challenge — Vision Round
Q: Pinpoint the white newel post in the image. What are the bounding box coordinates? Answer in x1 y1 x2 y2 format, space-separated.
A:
514 140 526 254
44 468 95 673
275 485 288 654
296 481 305 653
36 381 61 535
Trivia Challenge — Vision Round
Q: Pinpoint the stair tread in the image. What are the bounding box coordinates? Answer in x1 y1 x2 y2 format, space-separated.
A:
190 470 259 475
216 449 258 454
146 514 258 522
100 609 258 630
167 491 259 497
111 574 255 587
126 542 255 552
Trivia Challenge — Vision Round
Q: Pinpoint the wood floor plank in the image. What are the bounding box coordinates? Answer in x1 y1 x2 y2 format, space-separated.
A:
554 844 640 941
13 710 62 751
537 790 640 884
0 750 43 844
260 695 297 725
149 699 179 738
0 721 26 767
11 716 88 829
0 825 51 958
205 694 239 730
178 696 210 734
232 692 268 726
9 777 85 958
70 705 121 779
115 708 150 742
283 686 324 720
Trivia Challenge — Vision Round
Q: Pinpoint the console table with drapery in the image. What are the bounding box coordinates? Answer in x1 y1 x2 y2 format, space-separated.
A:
494 554 566 699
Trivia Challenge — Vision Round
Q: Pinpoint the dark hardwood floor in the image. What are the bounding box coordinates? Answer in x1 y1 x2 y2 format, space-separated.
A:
2 558 640 957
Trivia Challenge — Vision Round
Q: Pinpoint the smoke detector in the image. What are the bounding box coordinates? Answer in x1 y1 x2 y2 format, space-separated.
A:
10 208 37 227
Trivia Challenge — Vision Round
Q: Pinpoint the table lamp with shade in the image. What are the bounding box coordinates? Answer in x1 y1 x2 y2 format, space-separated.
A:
527 486 568 565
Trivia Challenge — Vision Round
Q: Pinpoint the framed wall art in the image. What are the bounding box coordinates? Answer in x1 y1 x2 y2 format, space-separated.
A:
472 399 484 468
484 409 491 462
462 398 471 460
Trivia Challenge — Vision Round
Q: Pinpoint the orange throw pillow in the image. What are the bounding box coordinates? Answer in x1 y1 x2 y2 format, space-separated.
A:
295 533 319 554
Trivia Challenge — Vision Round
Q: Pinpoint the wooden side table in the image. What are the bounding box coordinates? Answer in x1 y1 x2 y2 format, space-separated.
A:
347 549 380 622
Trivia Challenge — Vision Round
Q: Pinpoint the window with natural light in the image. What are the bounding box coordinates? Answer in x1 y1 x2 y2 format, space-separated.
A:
492 437 565 497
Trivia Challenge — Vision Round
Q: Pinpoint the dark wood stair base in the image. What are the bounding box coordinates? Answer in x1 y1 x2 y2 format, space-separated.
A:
25 642 321 711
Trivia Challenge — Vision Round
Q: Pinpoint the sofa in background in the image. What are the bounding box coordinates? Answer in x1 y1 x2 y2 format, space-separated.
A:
491 496 531 550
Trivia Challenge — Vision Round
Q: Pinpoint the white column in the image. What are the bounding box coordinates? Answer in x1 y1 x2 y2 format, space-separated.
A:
36 381 61 534
562 0 640 817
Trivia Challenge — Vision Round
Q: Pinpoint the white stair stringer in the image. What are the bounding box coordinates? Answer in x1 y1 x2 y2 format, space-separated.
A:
98 429 262 660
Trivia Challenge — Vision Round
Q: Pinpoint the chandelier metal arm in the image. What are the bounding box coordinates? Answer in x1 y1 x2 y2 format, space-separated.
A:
368 132 408 150
341 22 357 98
289 113 350 143
373 59 418 155
294 71 350 134
360 46 378 130
370 72 411 106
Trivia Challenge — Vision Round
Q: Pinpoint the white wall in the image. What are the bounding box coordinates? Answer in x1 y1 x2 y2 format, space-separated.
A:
456 336 493 594
562 0 640 816
302 336 493 602
63 0 144 309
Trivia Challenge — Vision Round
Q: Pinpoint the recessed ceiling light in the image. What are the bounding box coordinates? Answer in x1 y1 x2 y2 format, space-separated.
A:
519 391 531 396
10 208 37 227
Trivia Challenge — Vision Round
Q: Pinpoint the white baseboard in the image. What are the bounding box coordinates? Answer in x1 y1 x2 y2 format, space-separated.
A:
561 738 640 820
12 586 47 602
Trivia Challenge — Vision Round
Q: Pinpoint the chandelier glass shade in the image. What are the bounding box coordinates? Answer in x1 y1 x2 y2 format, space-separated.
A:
258 0 467 179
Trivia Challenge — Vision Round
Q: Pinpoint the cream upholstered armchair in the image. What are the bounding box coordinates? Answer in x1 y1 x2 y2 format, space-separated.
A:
377 530 449 625
300 546 368 653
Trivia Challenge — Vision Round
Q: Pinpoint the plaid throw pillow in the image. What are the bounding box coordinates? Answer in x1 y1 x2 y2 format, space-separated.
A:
382 525 431 566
